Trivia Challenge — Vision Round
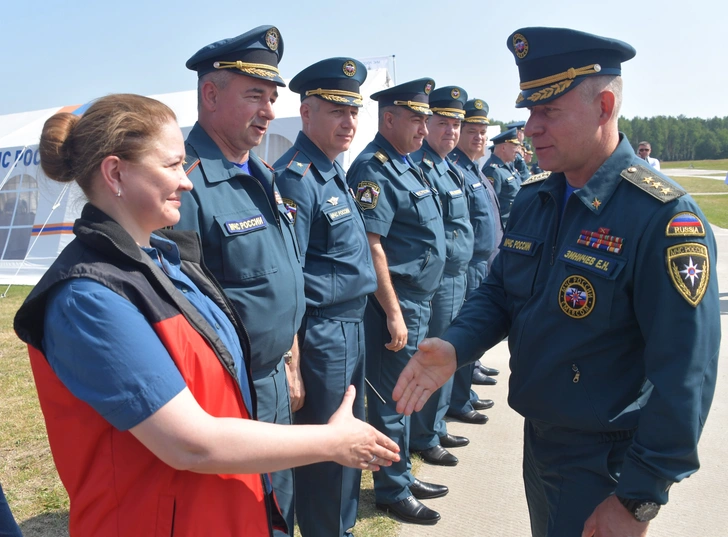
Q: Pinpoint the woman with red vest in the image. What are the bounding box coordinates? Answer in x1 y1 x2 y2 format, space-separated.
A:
14 94 399 537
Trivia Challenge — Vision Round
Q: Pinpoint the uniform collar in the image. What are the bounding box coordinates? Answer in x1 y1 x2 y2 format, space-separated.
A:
537 134 637 215
294 131 337 182
374 132 414 175
186 122 272 184
485 153 507 168
449 147 476 172
421 140 449 175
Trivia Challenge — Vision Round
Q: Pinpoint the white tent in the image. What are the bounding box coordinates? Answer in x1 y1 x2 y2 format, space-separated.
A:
0 65 393 286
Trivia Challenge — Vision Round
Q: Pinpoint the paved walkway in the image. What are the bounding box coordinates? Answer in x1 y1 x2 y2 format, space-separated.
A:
399 225 728 537
663 167 727 181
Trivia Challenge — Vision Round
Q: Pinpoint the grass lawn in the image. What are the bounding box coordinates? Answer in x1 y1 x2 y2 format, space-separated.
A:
663 159 728 171
668 176 728 193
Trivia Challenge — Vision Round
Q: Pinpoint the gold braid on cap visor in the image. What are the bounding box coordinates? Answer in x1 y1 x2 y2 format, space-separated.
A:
393 100 432 114
430 107 465 119
305 88 363 105
517 64 602 104
463 116 489 124
214 60 280 78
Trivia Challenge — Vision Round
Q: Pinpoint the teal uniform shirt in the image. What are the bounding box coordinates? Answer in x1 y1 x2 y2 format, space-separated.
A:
412 141 474 277
483 153 521 226
450 146 502 265
444 135 720 505
274 132 377 317
347 132 446 298
177 122 306 373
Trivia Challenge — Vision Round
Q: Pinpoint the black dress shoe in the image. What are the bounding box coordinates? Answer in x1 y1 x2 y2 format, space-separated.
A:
447 409 489 425
376 496 441 525
472 368 497 385
478 364 500 376
472 398 495 411
413 445 458 466
410 478 449 499
438 432 470 448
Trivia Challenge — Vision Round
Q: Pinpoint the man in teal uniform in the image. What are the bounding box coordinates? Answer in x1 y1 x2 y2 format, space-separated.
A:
176 26 305 536
507 120 531 181
409 86 474 466
394 27 720 537
273 57 377 537
448 97 503 424
482 127 522 226
347 78 447 525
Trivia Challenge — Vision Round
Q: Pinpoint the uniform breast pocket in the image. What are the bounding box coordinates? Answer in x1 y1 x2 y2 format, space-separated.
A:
411 189 438 224
556 245 627 323
446 188 467 219
500 233 543 299
323 205 357 253
213 210 278 282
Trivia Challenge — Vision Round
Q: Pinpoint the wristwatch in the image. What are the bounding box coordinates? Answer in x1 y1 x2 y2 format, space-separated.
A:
617 496 661 522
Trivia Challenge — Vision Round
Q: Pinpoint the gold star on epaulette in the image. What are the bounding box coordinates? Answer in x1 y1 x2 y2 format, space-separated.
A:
591 198 602 209
296 162 304 168
652 182 662 189
642 177 654 185
661 187 672 195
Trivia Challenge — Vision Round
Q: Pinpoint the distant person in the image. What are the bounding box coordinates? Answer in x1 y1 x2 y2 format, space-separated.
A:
15 93 399 537
482 128 522 225
638 141 661 170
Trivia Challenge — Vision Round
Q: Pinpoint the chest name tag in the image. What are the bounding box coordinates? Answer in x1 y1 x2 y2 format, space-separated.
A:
412 189 431 198
502 236 537 255
560 247 624 279
325 207 352 224
470 182 483 190
448 189 463 197
226 214 267 234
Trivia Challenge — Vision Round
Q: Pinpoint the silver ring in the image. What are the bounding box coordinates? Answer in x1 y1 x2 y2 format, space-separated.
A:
368 455 377 464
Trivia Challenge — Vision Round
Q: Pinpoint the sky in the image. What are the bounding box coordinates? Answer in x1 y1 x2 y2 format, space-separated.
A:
1 0 725 122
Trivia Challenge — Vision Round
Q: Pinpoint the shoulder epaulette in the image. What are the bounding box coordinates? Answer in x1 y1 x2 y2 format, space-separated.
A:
285 151 311 177
374 150 389 164
521 171 551 186
421 153 434 169
620 164 685 203
184 158 201 176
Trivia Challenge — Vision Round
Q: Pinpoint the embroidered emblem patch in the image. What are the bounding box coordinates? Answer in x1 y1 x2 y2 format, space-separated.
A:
577 229 624 255
225 214 267 234
474 99 484 110
327 196 339 206
325 207 352 224
513 33 529 59
265 28 280 51
356 181 380 210
281 198 297 224
486 176 495 185
559 275 596 319
451 88 460 99
666 212 706 238
666 243 710 306
343 60 357 77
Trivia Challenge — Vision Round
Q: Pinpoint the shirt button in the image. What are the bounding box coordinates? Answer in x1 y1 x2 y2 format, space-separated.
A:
182 288 188 293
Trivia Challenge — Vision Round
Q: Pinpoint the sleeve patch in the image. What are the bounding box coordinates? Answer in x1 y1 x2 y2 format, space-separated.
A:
666 212 706 237
356 181 380 210
282 198 297 224
666 242 710 307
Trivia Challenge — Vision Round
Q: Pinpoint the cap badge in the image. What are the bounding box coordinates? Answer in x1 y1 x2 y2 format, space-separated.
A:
474 99 483 110
424 81 433 94
343 60 357 77
265 28 280 51
451 88 460 99
513 33 529 59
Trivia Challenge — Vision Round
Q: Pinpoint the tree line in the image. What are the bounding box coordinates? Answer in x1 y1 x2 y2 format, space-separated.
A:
494 116 728 163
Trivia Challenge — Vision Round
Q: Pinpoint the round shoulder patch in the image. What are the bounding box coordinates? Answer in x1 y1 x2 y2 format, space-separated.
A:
559 275 596 319
356 181 380 210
